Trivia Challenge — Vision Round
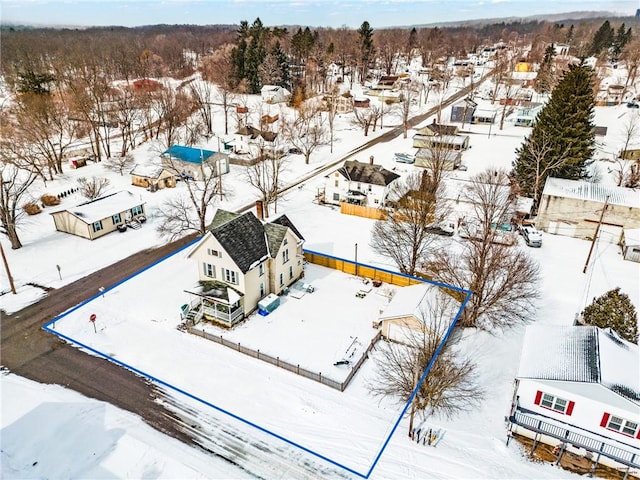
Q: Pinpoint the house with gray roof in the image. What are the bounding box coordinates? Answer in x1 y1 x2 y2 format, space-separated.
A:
509 325 640 472
323 159 400 207
535 177 640 244
185 209 304 326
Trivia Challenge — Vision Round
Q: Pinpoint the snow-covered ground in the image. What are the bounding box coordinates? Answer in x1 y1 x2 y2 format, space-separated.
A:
2 71 639 479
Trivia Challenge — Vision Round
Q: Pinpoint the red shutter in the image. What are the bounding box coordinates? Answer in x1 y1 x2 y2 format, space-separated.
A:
600 412 610 427
566 401 575 416
534 390 542 405
636 428 640 439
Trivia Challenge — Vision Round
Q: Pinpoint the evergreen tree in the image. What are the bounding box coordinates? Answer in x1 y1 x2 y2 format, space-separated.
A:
581 288 638 344
589 20 614 57
534 44 556 95
513 63 595 204
566 24 574 46
611 23 632 61
357 21 374 82
271 41 290 89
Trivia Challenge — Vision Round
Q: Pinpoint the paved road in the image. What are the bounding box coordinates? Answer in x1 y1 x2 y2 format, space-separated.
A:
1 74 487 475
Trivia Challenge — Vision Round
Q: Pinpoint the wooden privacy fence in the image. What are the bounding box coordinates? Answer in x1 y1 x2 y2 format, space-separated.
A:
303 249 425 287
339 202 387 220
188 326 382 392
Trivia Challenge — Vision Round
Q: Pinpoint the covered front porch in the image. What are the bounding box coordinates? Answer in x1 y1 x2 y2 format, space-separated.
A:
183 281 245 327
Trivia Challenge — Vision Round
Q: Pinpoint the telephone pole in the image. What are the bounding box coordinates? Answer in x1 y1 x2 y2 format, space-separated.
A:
583 195 610 274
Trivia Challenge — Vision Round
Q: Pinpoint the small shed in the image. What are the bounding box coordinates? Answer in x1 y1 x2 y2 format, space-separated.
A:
622 228 640 263
354 97 370 108
415 148 462 170
130 164 176 190
450 98 477 123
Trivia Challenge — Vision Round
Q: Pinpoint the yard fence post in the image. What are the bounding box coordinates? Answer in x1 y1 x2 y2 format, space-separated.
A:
257 349 260 359
296 364 299 374
277 356 280 367
201 329 205 337
237 342 240 351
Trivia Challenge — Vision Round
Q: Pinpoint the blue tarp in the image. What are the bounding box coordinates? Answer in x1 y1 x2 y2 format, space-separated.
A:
163 145 216 164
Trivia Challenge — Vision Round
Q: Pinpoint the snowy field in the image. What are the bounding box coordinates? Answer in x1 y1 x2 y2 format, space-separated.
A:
2 69 640 478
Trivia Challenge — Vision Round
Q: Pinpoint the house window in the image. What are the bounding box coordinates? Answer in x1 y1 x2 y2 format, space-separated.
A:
534 391 574 415
112 213 121 224
223 268 238 285
289 265 293 279
207 248 221 257
92 221 103 233
374 199 379 204
333 193 340 201
334 179 339 187
260 282 265 297
203 263 215 278
282 249 289 264
368 185 372 192
601 413 639 437
357 182 361 190
259 263 265 276
131 205 144 217
283 238 288 246
279 273 284 286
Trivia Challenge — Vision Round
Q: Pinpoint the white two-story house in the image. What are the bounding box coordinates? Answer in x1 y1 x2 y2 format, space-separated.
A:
509 325 640 473
323 159 400 207
185 209 305 326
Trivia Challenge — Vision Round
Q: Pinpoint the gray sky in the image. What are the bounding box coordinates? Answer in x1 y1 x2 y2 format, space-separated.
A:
1 0 637 29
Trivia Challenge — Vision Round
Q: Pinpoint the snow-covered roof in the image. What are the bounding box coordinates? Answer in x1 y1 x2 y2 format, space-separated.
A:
541 177 640 209
623 227 640 246
53 191 144 224
413 134 468 146
130 164 169 179
518 325 640 406
380 283 430 321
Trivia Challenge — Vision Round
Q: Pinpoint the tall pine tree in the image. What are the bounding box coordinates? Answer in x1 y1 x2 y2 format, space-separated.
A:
513 62 595 205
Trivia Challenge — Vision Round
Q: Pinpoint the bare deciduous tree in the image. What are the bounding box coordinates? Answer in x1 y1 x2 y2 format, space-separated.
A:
351 104 381 137
78 176 111 199
282 102 329 164
104 154 135 176
371 171 449 276
612 114 640 188
0 161 40 249
368 289 483 428
425 170 540 329
245 152 289 218
203 44 237 135
156 156 222 238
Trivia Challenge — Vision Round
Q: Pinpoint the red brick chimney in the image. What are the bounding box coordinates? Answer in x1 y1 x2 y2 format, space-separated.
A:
369 155 374 165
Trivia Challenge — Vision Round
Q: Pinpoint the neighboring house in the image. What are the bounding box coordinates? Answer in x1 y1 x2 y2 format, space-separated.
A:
450 97 477 123
594 126 608 137
130 164 176 191
621 228 640 262
323 159 400 207
414 148 462 171
510 71 537 88
50 191 146 240
416 121 460 137
261 85 290 104
185 210 305 326
605 84 625 105
412 133 470 151
377 283 454 343
472 107 500 124
231 125 279 158
509 325 640 472
353 97 371 108
536 177 640 244
514 102 543 127
161 145 230 180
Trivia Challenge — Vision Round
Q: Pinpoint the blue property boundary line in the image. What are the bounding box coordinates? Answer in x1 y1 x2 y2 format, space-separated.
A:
43 244 472 479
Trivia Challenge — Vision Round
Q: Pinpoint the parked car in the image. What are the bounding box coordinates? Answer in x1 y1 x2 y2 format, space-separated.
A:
394 152 415 164
520 225 543 247
288 147 302 154
426 221 455 236
627 102 640 109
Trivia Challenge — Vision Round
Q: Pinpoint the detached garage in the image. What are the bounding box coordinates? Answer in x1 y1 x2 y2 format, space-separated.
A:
378 283 457 344
622 228 640 263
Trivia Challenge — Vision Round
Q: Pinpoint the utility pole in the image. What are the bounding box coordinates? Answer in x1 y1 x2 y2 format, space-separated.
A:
583 195 610 274
0 242 16 294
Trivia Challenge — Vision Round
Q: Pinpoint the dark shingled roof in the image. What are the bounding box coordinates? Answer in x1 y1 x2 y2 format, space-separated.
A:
264 223 287 257
338 160 400 186
426 123 459 136
270 214 304 241
209 209 240 230
211 212 268 273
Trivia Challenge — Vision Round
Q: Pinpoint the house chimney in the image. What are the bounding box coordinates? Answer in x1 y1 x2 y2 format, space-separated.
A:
369 155 374 165
255 200 264 220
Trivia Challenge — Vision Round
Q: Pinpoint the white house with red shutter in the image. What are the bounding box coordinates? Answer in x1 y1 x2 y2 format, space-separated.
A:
508 325 640 474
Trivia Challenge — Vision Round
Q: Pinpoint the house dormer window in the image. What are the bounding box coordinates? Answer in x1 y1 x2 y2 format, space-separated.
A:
207 248 221 258
282 249 289 264
283 238 288 246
